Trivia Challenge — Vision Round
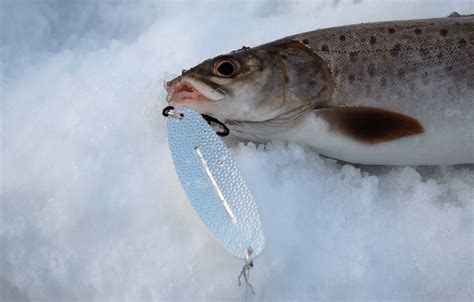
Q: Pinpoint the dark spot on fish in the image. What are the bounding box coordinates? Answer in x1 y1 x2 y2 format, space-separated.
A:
350 52 358 63
390 43 401 57
388 28 396 34
445 65 453 73
439 29 448 37
414 28 422 35
349 74 355 84
321 44 329 52
333 66 339 76
458 38 467 48
367 64 376 78
397 69 405 80
369 36 377 45
421 72 430 85
339 35 346 41
302 39 309 44
281 54 287 60
437 51 444 59
309 80 316 86
419 48 430 59
380 78 387 88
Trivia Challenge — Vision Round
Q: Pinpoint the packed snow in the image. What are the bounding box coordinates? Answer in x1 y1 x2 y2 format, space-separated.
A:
1 0 473 301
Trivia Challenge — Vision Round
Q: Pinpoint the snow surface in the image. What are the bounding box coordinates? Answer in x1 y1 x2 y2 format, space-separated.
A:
1 0 473 301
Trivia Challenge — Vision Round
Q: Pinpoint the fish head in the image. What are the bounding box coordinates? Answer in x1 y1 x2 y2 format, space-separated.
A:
166 40 332 129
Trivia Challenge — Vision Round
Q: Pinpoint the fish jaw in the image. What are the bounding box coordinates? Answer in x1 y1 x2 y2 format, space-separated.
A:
166 77 225 107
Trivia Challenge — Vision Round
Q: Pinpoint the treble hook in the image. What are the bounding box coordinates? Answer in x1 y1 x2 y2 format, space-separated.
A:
238 247 255 295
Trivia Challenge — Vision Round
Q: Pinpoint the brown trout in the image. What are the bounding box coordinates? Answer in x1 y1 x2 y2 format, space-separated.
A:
166 15 474 165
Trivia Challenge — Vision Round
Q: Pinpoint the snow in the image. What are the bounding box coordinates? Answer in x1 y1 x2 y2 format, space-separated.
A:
1 0 473 301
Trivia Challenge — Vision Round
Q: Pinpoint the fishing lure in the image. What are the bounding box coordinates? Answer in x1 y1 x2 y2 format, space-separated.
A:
163 106 264 292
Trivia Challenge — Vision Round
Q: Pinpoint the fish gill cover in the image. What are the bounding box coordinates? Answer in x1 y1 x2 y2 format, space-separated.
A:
1 0 473 301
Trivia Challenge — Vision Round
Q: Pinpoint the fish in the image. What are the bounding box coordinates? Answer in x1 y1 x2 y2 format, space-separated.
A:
166 14 474 165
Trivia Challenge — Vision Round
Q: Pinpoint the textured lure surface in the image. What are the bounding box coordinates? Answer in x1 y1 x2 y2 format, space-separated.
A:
166 15 474 165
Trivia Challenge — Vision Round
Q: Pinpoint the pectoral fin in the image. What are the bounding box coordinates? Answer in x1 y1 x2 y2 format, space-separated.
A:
316 107 424 144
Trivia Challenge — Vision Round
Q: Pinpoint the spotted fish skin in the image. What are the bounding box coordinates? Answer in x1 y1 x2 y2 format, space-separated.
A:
290 16 474 113
166 15 474 165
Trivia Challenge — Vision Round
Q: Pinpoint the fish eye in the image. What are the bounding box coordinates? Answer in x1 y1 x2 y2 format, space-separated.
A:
213 60 237 77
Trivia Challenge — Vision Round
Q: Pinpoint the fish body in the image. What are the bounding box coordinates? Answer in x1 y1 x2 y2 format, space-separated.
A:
166 15 474 165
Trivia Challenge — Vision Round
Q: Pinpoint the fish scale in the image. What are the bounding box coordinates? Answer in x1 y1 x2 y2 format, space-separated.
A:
291 16 474 113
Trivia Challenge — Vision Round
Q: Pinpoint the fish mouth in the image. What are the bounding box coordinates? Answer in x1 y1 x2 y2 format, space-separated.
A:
166 78 225 106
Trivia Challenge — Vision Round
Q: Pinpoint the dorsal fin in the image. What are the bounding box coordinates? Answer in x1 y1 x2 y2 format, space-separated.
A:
316 107 424 144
